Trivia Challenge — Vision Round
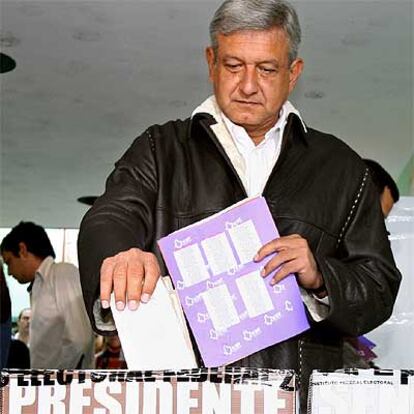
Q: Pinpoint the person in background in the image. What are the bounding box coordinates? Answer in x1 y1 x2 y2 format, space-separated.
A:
78 0 401 409
0 266 12 369
364 159 400 218
0 267 31 369
14 307 31 346
7 307 31 369
1 221 94 369
95 334 127 369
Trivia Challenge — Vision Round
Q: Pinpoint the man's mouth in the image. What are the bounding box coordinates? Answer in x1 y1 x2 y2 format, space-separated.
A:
234 100 261 105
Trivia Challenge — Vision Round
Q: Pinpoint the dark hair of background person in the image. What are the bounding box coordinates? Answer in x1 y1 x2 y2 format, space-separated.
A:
364 159 400 203
0 221 56 259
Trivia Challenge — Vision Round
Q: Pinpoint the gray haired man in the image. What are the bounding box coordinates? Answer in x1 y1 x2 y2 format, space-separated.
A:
78 1 400 410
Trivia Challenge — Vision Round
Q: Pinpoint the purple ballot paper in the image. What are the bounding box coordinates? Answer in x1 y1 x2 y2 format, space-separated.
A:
158 196 310 367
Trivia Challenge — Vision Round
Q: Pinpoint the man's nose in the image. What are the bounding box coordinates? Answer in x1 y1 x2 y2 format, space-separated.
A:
239 66 259 96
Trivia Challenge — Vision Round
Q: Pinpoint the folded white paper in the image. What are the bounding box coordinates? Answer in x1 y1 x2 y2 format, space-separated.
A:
111 277 198 370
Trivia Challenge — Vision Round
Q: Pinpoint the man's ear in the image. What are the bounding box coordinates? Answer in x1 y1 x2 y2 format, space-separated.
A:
205 46 216 82
288 58 304 93
18 242 28 259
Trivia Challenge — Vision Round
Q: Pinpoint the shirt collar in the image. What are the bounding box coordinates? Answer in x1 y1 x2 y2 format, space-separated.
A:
35 256 54 281
192 95 307 141
221 103 292 150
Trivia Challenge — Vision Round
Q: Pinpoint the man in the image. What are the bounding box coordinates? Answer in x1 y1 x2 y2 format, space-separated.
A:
364 159 400 218
1 222 94 369
14 308 31 346
78 0 401 410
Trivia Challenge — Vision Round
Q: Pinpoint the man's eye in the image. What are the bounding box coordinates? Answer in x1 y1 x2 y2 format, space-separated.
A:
225 63 242 71
259 67 277 74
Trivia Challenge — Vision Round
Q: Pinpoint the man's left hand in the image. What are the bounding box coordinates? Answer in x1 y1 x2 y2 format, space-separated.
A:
254 234 324 291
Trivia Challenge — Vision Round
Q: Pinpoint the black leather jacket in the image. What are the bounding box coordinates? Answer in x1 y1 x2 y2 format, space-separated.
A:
78 112 401 411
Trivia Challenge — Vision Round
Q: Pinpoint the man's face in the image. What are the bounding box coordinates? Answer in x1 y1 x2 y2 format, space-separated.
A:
381 186 395 218
1 250 34 284
206 28 303 140
18 309 31 333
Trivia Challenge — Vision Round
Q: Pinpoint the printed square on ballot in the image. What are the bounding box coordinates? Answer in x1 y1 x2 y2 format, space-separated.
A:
173 243 210 287
201 232 237 276
228 220 262 265
236 270 274 318
201 284 240 331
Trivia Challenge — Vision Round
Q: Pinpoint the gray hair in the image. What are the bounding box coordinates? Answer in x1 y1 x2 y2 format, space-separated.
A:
209 0 301 64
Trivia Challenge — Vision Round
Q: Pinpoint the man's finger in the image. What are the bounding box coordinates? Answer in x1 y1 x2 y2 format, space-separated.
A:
126 261 144 310
113 261 127 310
140 255 161 303
283 234 301 240
254 239 280 262
100 259 115 309
261 250 296 277
270 261 297 285
255 235 302 262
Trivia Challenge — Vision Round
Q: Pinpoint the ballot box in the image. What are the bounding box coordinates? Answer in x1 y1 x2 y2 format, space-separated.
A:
308 368 414 414
0 367 296 414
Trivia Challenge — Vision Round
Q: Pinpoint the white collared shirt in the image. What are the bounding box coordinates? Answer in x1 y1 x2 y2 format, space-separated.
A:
193 97 307 197
30 256 94 368
221 101 302 197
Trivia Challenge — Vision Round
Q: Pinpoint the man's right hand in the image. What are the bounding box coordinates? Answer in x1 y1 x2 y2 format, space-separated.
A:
100 247 161 311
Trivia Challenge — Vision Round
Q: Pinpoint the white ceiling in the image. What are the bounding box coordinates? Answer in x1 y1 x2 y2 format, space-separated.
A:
1 0 413 228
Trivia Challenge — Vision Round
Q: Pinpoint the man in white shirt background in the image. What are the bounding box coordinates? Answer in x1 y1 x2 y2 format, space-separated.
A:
1 221 94 369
